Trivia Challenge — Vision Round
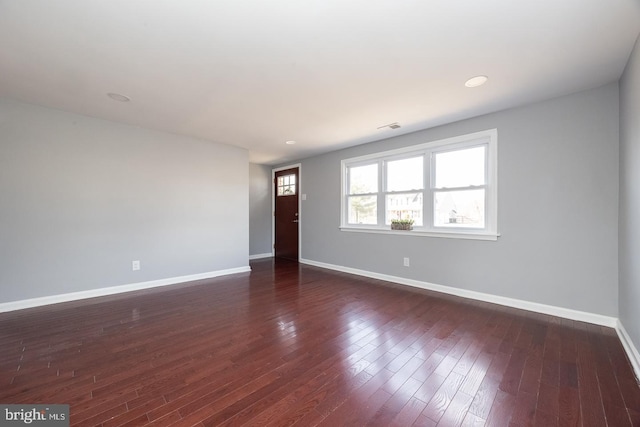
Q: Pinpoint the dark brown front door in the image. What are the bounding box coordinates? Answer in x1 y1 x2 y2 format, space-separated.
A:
274 167 299 261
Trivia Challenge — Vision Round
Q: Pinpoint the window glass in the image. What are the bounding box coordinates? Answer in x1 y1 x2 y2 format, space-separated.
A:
386 193 423 226
349 164 377 194
387 156 423 192
434 189 485 228
434 146 485 188
348 196 377 224
277 174 296 196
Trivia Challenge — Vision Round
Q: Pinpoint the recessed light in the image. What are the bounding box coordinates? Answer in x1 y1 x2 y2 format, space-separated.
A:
465 75 488 88
285 140 297 145
107 92 131 102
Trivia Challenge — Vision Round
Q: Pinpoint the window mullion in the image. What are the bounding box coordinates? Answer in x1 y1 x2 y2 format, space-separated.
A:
425 152 434 230
377 160 385 226
344 167 350 226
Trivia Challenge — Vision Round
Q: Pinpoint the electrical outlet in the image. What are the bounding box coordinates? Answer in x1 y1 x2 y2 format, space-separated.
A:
403 257 410 267
132 260 140 271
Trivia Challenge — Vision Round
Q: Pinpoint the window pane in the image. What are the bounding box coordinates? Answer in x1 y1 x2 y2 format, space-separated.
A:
349 164 378 195
387 156 423 191
348 196 377 224
434 146 485 188
434 189 484 228
386 193 423 226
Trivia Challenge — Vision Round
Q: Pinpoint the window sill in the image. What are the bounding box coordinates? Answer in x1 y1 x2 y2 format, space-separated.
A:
339 226 499 241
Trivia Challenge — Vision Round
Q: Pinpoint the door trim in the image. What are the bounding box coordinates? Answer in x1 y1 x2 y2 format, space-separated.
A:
272 163 302 260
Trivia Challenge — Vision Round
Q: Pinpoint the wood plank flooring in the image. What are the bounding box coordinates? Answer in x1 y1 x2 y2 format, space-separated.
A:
1 258 639 426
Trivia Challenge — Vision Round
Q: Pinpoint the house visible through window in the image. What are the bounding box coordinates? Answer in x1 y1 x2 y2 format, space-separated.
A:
341 129 498 240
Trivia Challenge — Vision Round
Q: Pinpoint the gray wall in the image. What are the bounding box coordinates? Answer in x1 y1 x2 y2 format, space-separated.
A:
0 98 249 304
249 163 273 256
297 83 619 316
620 36 640 349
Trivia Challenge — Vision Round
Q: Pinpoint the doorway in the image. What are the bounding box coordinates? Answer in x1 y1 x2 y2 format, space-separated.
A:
274 166 299 261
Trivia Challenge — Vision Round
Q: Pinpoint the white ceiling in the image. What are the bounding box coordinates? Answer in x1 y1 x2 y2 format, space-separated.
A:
1 1 639 164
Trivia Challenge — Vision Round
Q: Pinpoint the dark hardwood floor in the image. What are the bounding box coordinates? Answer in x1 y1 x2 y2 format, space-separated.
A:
1 258 639 426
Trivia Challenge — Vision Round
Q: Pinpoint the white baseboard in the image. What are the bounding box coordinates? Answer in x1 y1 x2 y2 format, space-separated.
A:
616 320 640 382
0 266 252 313
249 253 273 260
300 258 618 328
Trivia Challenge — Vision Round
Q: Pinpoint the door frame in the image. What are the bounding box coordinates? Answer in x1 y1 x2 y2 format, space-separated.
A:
272 163 302 260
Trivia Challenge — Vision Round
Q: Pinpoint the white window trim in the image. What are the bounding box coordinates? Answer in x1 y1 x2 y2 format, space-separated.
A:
340 129 499 241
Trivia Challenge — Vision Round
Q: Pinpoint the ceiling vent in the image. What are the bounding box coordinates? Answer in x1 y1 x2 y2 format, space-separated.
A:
107 92 131 102
377 122 401 130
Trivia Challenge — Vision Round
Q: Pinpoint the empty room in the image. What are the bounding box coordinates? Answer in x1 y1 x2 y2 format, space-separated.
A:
1 1 640 426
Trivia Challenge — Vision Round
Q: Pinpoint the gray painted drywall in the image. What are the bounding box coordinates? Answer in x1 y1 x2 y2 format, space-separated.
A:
620 36 640 349
249 163 273 256
295 84 619 316
0 98 249 304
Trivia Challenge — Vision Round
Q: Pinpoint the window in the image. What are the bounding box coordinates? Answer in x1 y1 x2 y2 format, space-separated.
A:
347 163 377 224
385 156 424 226
340 129 498 240
277 174 296 196
433 146 485 228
